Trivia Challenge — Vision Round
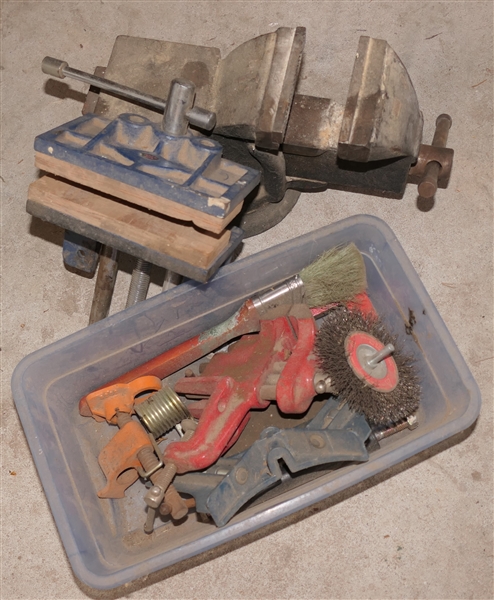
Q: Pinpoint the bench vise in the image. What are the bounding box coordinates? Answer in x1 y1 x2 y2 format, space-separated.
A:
75 28 454 235
27 28 453 322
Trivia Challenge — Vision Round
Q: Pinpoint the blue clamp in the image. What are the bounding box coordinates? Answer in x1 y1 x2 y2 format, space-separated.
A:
174 398 371 526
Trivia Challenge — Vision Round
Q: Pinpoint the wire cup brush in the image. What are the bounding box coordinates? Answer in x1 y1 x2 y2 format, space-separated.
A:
315 306 420 426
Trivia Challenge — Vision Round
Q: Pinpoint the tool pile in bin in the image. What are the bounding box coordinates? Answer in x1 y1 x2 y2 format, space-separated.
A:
79 243 420 533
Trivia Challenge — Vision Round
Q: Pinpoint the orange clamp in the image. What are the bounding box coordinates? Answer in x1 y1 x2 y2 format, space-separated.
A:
85 375 162 424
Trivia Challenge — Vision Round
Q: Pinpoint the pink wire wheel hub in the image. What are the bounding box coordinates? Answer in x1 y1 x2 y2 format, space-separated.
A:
344 331 398 393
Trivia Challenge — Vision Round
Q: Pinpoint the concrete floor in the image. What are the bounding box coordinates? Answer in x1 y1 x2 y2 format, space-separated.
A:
2 2 493 598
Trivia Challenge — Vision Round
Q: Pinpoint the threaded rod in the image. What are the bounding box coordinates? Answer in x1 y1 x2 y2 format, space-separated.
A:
126 258 152 308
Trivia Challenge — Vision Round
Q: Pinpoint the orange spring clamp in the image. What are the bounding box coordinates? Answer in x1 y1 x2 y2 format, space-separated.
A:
84 376 162 498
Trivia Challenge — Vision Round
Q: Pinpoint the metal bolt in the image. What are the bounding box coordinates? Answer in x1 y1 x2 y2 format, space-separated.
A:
144 462 178 508
162 269 182 292
145 485 165 509
373 415 419 441
144 506 158 535
142 419 195 525
89 245 119 325
160 495 196 517
235 467 249 485
314 380 326 395
163 485 189 520
313 373 333 395
309 434 325 449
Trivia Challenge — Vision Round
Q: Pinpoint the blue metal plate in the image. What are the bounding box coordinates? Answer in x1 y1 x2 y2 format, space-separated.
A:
34 113 260 218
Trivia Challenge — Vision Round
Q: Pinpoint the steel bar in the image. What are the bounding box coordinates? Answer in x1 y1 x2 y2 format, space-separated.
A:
41 57 216 130
418 114 453 198
88 246 119 324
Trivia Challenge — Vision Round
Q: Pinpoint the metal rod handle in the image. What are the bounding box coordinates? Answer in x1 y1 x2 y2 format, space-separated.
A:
126 258 152 308
418 113 452 198
41 56 216 131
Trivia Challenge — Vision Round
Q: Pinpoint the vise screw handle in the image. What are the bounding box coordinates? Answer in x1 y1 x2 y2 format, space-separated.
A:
418 114 452 198
41 56 216 132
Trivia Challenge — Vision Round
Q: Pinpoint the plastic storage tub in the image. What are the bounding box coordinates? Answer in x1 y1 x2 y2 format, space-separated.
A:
12 215 481 590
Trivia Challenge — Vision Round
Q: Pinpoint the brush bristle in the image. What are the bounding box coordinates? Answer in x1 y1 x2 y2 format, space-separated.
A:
314 306 420 426
300 243 367 308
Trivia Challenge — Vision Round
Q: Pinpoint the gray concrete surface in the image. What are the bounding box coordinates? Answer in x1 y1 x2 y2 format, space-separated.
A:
1 1 493 598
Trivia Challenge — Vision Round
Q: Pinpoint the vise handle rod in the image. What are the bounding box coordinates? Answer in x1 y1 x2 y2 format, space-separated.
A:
418 114 452 198
42 56 216 131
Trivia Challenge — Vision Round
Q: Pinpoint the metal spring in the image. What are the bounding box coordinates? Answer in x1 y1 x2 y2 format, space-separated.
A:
135 385 191 438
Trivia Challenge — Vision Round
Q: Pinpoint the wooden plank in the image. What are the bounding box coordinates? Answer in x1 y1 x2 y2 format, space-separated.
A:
35 153 243 235
28 176 231 269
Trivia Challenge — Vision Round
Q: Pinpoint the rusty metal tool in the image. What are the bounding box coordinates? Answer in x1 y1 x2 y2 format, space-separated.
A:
84 375 194 520
408 114 454 199
84 375 161 497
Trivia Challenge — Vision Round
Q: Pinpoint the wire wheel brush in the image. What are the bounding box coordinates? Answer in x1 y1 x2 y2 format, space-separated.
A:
315 306 420 426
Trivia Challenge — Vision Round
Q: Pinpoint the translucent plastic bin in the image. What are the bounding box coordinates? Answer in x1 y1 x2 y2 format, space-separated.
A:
12 215 481 590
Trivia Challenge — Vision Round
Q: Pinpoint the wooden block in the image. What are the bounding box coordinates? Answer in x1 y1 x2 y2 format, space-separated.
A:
35 152 243 235
27 176 231 270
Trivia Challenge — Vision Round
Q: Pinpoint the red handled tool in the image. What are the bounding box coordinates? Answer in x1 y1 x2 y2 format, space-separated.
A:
79 242 368 416
164 304 321 473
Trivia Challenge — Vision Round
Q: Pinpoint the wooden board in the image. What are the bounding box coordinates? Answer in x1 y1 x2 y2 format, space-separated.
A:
35 153 243 235
27 176 231 270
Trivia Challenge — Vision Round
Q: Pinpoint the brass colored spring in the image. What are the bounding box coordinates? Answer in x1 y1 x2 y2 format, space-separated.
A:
135 385 191 438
